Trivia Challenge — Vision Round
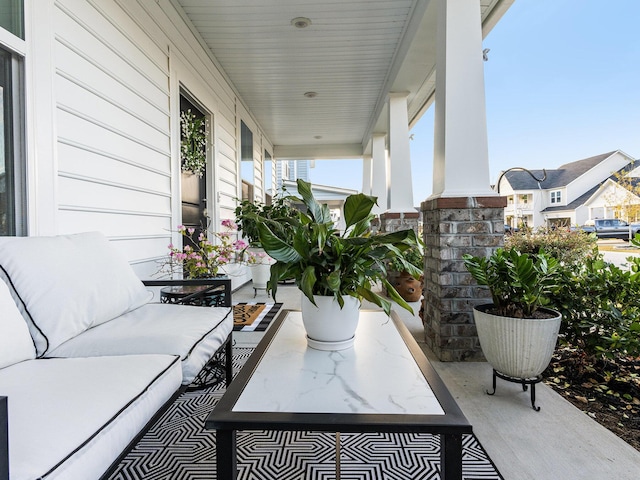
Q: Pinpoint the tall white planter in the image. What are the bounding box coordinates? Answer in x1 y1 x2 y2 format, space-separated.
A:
301 294 360 351
473 304 562 379
250 263 271 290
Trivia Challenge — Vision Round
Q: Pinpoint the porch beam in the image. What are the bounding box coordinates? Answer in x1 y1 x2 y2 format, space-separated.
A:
273 143 362 160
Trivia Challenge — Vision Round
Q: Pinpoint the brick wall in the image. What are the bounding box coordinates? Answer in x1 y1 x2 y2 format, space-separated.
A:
420 196 506 361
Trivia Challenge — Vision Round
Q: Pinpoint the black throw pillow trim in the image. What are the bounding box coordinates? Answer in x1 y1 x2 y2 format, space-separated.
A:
0 264 48 355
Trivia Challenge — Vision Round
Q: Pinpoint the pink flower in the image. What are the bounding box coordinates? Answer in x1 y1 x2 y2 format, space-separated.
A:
188 227 195 234
177 225 185 232
221 219 237 229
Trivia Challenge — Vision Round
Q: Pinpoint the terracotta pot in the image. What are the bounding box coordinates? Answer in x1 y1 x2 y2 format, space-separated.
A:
387 271 424 302
300 294 360 351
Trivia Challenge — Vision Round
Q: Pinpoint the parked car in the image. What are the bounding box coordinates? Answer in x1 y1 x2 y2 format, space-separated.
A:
504 224 519 234
579 218 640 240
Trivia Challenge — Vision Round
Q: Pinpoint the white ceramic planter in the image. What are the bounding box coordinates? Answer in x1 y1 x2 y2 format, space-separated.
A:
473 304 561 379
300 294 360 351
249 263 271 290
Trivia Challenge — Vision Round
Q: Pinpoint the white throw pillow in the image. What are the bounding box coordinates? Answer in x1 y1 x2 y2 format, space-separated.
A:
0 232 152 355
0 280 36 369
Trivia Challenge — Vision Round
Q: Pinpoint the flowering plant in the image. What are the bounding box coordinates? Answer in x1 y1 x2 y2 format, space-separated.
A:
160 219 245 279
243 250 275 266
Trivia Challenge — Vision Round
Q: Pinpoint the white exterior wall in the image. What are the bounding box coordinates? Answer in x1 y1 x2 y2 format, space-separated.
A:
24 0 268 284
565 151 630 204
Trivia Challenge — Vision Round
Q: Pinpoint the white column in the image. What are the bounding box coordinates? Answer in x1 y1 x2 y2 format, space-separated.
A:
371 133 388 214
26 0 59 234
388 93 415 211
431 0 495 198
361 155 372 196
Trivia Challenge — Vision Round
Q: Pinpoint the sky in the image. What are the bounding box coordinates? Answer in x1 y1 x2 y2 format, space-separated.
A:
307 0 640 207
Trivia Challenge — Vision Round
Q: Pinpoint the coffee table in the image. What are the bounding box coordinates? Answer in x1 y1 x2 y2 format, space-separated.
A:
205 309 472 479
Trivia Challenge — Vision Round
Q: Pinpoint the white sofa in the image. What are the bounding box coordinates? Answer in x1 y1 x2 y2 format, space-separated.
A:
0 232 234 480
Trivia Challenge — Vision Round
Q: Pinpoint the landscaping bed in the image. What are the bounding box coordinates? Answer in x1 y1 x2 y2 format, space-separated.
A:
544 347 640 451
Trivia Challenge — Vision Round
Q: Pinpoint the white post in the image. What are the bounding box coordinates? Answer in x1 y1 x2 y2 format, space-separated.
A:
371 133 388 213
431 0 495 198
361 155 372 196
25 0 59 234
388 93 415 210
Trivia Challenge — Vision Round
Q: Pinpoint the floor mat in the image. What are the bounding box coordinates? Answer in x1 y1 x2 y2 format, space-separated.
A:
109 347 503 480
233 302 282 331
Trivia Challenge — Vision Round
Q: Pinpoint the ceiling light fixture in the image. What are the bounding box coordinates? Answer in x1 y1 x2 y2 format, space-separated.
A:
304 91 317 98
291 17 312 28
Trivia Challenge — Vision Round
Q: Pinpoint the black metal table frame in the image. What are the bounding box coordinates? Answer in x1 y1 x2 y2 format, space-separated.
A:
143 278 234 390
206 309 472 480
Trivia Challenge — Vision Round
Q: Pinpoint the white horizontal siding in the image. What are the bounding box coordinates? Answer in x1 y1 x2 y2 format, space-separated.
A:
57 143 171 195
40 0 275 274
57 210 170 238
52 0 173 265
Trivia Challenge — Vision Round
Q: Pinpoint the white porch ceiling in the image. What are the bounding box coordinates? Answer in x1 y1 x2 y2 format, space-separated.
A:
173 0 513 160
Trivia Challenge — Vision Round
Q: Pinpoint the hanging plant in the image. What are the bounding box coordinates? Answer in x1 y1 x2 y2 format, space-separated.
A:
180 109 207 177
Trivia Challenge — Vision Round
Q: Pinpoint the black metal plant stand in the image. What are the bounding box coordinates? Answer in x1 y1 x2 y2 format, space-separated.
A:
487 369 543 411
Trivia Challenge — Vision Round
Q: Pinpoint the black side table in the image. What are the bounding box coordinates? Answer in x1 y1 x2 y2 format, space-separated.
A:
160 284 227 307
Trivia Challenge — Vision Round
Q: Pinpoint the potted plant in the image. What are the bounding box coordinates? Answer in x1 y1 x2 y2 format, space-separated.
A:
385 239 425 302
234 192 298 248
463 247 562 410
235 194 298 288
254 179 420 350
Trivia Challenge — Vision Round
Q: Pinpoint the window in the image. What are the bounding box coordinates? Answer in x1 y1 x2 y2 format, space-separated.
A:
0 44 24 235
0 0 23 39
550 191 561 204
240 121 254 201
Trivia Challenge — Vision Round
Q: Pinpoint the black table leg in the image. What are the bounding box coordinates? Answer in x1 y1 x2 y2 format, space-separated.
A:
225 334 233 386
216 429 237 480
440 433 463 480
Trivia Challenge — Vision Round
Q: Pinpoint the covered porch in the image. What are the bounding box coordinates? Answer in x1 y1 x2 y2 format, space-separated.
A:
7 0 514 361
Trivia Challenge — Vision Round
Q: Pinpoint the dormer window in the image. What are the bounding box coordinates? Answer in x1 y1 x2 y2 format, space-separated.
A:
550 190 562 204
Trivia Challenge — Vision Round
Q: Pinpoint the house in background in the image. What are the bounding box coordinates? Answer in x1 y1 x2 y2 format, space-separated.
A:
497 150 637 229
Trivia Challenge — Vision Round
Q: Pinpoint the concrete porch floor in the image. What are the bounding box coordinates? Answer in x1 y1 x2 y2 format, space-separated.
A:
232 281 640 479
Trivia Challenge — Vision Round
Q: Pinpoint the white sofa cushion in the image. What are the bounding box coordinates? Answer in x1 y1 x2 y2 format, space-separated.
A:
0 232 152 355
49 303 233 384
0 354 182 480
0 280 35 369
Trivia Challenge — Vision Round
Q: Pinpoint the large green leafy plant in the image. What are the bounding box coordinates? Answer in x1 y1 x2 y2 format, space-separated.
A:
255 179 420 316
463 247 560 318
234 192 298 247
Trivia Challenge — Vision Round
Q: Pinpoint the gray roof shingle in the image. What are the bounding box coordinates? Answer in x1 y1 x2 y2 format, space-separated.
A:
503 151 617 190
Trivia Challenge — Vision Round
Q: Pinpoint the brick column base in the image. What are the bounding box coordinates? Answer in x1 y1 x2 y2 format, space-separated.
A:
379 211 420 234
420 196 506 361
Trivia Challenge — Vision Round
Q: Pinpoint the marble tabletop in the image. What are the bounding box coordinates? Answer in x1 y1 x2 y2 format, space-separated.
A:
232 310 444 416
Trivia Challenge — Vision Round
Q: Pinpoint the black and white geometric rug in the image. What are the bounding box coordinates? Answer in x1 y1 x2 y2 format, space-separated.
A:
109 348 503 480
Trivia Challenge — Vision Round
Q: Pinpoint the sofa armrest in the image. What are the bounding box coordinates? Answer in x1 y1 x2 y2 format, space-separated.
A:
142 278 232 307
0 396 7 480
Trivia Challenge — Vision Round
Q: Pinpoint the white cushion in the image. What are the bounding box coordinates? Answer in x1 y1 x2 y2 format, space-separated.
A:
49 303 233 384
0 280 35 369
0 355 182 480
0 232 152 355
